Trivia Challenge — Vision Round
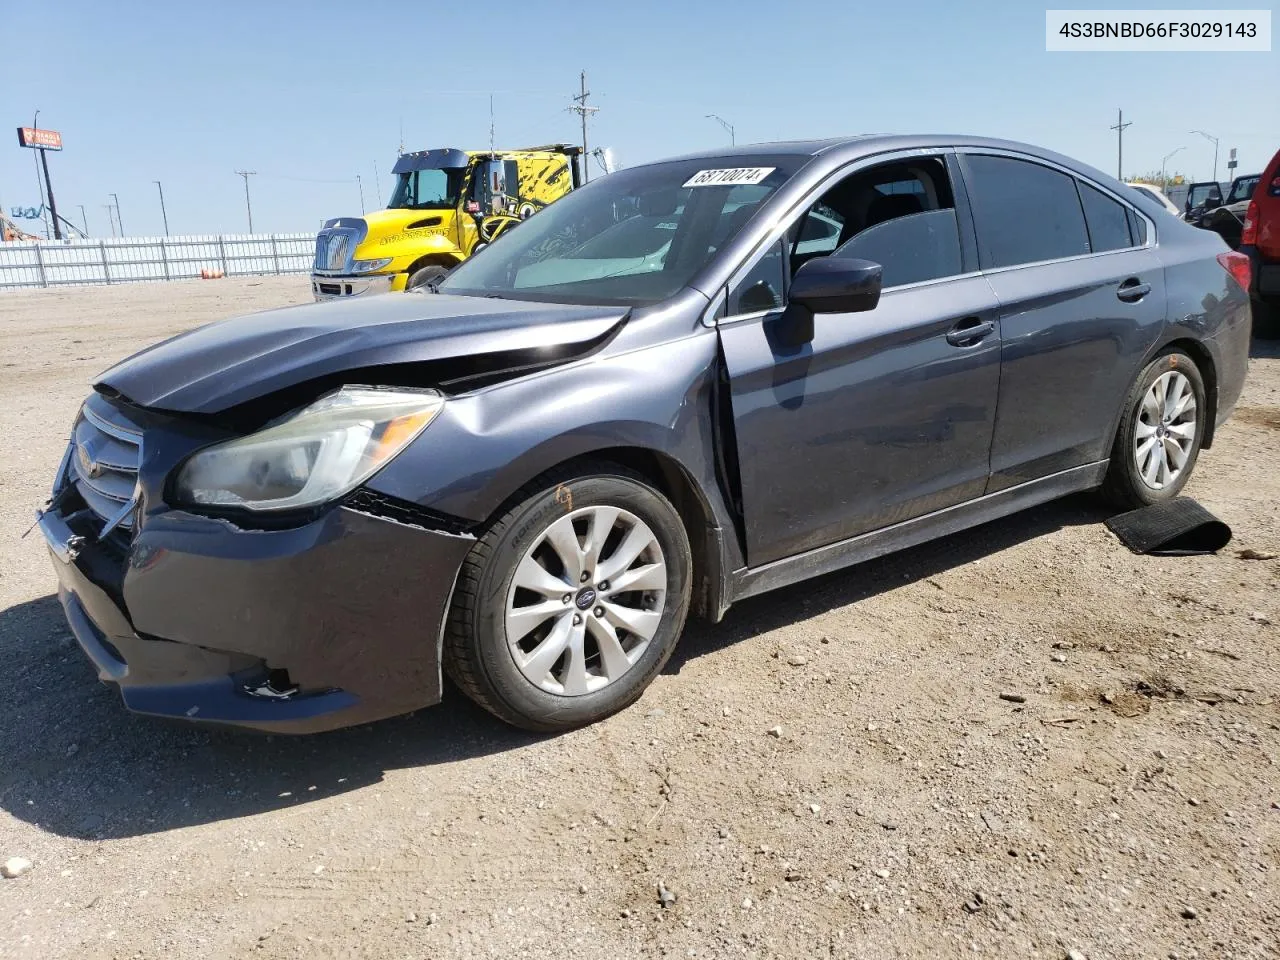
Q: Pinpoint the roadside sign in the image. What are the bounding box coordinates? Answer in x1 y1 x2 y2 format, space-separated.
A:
16 127 62 150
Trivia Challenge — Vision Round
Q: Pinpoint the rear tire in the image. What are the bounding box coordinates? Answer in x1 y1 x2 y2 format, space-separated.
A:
1101 348 1206 510
1252 298 1280 340
444 463 691 732
406 264 450 291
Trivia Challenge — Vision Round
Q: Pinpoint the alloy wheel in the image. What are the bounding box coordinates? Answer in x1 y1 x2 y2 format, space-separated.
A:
1134 370 1197 490
505 506 667 696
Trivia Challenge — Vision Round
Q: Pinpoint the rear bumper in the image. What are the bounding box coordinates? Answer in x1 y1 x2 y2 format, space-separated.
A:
40 502 474 733
310 272 405 301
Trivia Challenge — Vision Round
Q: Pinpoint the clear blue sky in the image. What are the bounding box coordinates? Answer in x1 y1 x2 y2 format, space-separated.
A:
2 0 1274 237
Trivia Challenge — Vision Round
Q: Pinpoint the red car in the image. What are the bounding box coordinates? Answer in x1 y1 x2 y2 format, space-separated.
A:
1240 148 1280 338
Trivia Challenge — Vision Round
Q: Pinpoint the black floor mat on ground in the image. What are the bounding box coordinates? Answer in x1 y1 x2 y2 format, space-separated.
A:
1105 498 1232 555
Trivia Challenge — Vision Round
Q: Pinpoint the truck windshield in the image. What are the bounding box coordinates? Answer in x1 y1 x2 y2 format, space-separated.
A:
388 168 467 210
439 155 806 306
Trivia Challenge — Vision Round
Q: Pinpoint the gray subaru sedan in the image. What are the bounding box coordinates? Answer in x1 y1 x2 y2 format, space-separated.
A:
38 135 1252 733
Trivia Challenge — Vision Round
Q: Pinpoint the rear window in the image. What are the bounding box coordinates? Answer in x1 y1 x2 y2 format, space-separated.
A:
964 155 1090 269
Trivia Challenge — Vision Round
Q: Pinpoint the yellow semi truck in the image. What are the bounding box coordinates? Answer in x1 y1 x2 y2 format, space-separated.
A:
311 144 582 300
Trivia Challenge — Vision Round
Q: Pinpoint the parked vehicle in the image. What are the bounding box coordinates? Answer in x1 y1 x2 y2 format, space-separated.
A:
1126 181 1180 217
1200 172 1263 250
311 145 582 300
38 135 1251 734
1182 180 1224 226
1238 148 1280 338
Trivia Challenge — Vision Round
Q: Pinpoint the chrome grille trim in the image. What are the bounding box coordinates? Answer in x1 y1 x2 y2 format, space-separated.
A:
71 399 142 535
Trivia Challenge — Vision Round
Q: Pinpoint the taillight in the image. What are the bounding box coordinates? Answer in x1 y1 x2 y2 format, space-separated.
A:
1240 200 1259 246
1217 250 1251 291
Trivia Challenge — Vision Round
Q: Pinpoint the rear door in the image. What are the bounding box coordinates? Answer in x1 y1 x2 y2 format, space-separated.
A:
957 151 1166 490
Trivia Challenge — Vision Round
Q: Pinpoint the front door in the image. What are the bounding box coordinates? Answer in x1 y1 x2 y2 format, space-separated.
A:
718 154 1003 567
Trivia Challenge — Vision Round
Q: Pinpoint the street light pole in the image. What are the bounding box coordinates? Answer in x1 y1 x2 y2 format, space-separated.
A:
1161 146 1186 192
153 181 169 236
1190 130 1220 183
77 204 88 237
234 170 257 233
32 109 49 239
706 113 736 145
102 204 117 238
110 193 123 236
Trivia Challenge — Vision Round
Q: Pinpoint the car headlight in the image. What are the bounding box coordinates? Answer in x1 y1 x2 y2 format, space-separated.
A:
174 386 443 512
350 258 393 274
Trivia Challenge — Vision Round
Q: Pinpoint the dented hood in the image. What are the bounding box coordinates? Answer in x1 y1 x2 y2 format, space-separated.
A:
96 293 628 414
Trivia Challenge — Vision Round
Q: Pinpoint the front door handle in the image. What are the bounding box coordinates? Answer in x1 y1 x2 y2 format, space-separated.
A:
946 317 996 347
1117 278 1151 302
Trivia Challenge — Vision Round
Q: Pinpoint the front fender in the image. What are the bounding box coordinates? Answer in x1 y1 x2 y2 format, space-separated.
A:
366 329 728 525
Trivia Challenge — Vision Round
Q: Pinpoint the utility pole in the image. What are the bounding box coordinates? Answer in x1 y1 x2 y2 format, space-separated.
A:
103 204 117 238
1190 130 1220 183
1109 109 1132 180
110 193 123 236
569 71 599 183
235 170 256 233
77 204 88 237
153 180 169 235
356 174 365 214
706 114 735 145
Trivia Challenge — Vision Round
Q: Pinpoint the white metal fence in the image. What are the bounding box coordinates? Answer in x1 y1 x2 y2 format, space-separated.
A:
0 233 317 289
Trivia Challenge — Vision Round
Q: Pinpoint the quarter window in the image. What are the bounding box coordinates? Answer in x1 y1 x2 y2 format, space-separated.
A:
728 238 786 314
964 155 1090 268
1077 181 1133 253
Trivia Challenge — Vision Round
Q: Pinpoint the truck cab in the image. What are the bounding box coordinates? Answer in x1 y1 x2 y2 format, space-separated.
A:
311 145 581 300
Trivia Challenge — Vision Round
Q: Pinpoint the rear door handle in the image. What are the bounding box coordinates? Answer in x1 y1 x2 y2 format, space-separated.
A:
945 317 996 347
1117 279 1151 302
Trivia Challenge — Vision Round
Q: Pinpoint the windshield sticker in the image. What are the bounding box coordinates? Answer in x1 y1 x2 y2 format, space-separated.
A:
682 167 775 188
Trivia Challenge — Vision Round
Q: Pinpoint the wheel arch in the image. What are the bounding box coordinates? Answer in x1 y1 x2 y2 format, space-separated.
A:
406 252 464 276
477 446 732 624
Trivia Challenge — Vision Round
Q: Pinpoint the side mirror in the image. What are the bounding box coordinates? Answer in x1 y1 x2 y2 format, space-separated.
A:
790 256 883 314
770 257 883 349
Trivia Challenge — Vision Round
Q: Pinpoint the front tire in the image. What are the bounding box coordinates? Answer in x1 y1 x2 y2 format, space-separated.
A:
406 264 450 291
444 464 691 732
1101 348 1206 509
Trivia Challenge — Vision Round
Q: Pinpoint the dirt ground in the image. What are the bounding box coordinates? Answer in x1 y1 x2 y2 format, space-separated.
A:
1 276 1277 960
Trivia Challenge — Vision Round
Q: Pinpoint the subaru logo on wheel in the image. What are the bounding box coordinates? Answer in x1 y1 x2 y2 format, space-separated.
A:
575 588 597 610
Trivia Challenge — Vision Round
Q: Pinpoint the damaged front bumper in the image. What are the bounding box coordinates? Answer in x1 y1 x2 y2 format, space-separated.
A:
39 487 474 734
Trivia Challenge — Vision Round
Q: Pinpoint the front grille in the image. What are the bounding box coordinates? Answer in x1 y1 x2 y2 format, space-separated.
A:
314 231 351 272
69 400 141 535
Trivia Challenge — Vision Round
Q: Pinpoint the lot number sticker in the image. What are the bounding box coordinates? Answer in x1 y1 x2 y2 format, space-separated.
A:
683 167 775 188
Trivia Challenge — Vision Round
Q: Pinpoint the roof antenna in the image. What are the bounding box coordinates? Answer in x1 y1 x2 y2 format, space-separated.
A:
489 94 496 156
398 117 404 156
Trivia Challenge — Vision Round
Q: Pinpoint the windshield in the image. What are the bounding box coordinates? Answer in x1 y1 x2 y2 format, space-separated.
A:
439 155 806 305
1227 175 1260 203
1187 183 1220 207
388 167 467 210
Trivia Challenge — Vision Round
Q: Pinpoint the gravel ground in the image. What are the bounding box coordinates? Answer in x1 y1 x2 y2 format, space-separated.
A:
1 277 1277 960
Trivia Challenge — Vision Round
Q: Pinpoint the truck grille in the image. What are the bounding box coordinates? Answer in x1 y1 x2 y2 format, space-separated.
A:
69 399 142 535
315 232 350 272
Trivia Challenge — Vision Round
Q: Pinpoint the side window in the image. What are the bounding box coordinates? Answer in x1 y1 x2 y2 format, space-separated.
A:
727 238 785 315
964 155 1089 268
505 160 521 201
835 208 964 288
787 156 964 288
1126 207 1148 245
1077 181 1133 253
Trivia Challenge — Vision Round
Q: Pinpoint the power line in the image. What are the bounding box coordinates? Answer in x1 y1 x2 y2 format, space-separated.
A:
569 71 599 183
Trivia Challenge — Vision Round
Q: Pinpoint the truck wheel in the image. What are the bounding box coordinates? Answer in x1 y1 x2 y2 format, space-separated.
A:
444 463 691 732
1253 298 1280 340
406 264 449 291
1100 348 1206 510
